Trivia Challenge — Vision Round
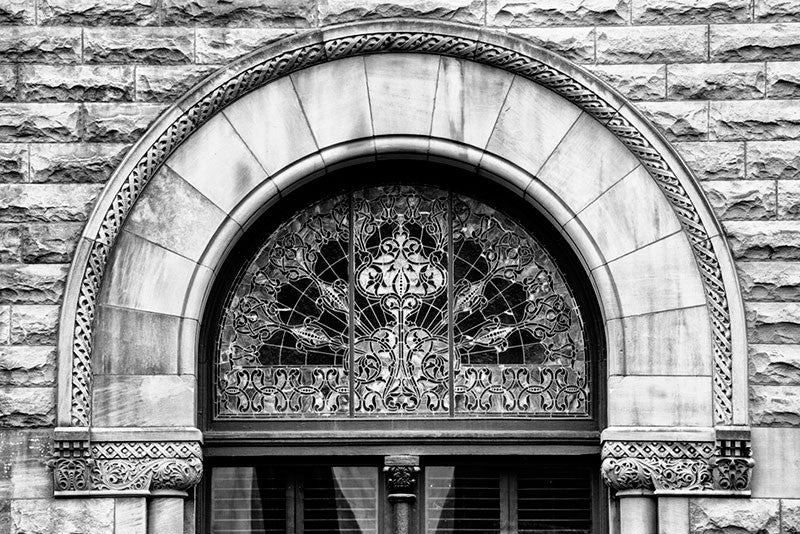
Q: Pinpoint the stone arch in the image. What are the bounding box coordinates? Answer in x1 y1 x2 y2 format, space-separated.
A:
52 20 749 501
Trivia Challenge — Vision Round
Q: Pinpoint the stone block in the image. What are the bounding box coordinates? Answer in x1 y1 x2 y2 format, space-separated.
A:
38 0 159 25
321 0 483 25
29 143 128 184
606 232 707 316
19 223 82 263
0 264 67 305
632 0 750 23
767 61 800 98
0 306 8 344
92 374 195 427
195 28 295 64
635 101 708 141
751 385 800 425
0 429 53 498
509 27 596 63
0 27 81 63
0 387 54 427
750 344 800 385
93 305 180 375
577 165 681 262
11 498 114 533
675 141 745 181
746 301 800 343
99 231 197 317
739 261 800 300
668 63 766 100
784 499 800 533
711 100 800 140
597 25 707 63
701 180 776 220
366 54 439 136
431 57 515 149
0 0 34 24
748 140 800 180
725 221 800 259
135 65 218 103
752 427 800 497
0 184 102 223
756 0 800 21
148 497 183 534
0 103 81 142
163 0 315 27
115 498 146 534
620 305 712 375
84 27 194 64
779 180 800 218
0 144 28 183
0 64 16 102
488 0 628 26
83 103 165 143
0 346 56 386
19 64 134 102
125 166 227 263
712 23 800 61
588 64 665 100
291 56 372 150
0 224 21 262
607 375 711 426
690 498 779 534
9 305 58 345
166 113 269 213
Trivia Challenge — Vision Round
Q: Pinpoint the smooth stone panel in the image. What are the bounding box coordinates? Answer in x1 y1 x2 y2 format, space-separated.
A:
577 165 682 263
223 76 318 176
366 53 439 136
148 497 183 534
607 375 712 426
115 498 146 534
431 57 514 148
485 77 583 178
621 305 713 376
658 497 689 534
536 112 641 214
92 374 195 427
165 113 269 214
11 498 114 534
751 427 800 497
690 498 779 534
92 305 181 375
99 231 197 317
605 232 706 317
125 165 229 264
290 56 372 149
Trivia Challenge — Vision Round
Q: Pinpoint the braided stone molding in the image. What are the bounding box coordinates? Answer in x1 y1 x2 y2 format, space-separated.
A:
66 24 734 427
601 441 715 491
52 441 203 494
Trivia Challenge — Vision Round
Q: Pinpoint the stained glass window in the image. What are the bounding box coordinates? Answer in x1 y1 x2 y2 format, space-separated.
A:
214 185 589 419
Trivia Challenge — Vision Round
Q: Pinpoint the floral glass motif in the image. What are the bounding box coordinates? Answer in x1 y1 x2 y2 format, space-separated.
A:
215 185 588 419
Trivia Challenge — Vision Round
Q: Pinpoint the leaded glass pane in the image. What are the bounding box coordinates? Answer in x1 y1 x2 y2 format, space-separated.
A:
214 184 589 419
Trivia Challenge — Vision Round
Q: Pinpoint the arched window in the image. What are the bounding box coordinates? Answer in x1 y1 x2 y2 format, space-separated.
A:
200 159 605 534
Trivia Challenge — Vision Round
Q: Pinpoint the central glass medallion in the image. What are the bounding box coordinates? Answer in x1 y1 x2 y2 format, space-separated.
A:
215 185 588 419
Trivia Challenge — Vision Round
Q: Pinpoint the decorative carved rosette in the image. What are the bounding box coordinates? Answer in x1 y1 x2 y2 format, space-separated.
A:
711 434 754 491
51 441 203 495
49 439 92 492
385 465 420 496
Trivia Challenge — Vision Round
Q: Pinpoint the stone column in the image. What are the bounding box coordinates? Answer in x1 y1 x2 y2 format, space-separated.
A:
617 490 657 534
384 455 420 534
147 491 186 534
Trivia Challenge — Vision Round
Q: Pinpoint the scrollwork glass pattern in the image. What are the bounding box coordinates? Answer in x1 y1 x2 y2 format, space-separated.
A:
215 185 589 419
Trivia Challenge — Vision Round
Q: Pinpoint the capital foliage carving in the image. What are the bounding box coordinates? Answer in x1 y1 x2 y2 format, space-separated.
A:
51 440 203 495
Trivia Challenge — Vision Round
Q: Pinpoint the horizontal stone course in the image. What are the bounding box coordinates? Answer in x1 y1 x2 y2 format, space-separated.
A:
668 63 766 100
635 101 708 141
0 27 81 63
711 100 800 140
756 0 800 22
675 141 745 181
11 498 113 532
0 103 81 142
195 28 296 64
588 64 665 100
0 386 54 427
19 64 134 102
321 0 485 25
748 140 800 180
750 344 800 385
0 64 17 101
38 0 159 26
0 306 9 344
0 346 56 386
511 27 596 63
29 143 128 183
751 384 800 425
725 221 800 259
0 184 102 223
136 65 219 103
597 25 707 63
487 0 628 26
84 27 195 64
0 144 27 183
18 222 82 263
779 180 800 218
739 261 800 300
767 61 800 98
701 180 776 220
163 0 316 27
82 103 166 143
712 23 800 61
746 301 800 343
690 498 779 534
785 499 800 533
0 429 53 498
0 0 35 24
632 0 750 23
0 264 67 305
8 305 59 344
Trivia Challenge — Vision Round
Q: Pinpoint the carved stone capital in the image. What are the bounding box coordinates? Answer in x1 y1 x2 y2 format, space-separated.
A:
51 440 203 496
601 441 714 491
384 455 420 500
711 430 753 491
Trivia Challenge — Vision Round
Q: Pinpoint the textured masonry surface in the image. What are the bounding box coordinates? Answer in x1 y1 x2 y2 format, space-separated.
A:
2 1 800 532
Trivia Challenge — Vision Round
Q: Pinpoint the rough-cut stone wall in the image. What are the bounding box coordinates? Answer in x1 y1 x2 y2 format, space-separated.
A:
1 0 800 532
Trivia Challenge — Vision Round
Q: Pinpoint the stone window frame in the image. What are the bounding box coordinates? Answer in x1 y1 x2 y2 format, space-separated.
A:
48 19 752 534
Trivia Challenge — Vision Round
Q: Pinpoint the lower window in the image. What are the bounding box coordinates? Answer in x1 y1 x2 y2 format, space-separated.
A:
207 458 598 534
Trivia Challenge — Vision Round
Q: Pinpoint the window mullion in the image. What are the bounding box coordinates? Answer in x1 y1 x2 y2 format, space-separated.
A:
348 192 355 418
447 192 455 417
